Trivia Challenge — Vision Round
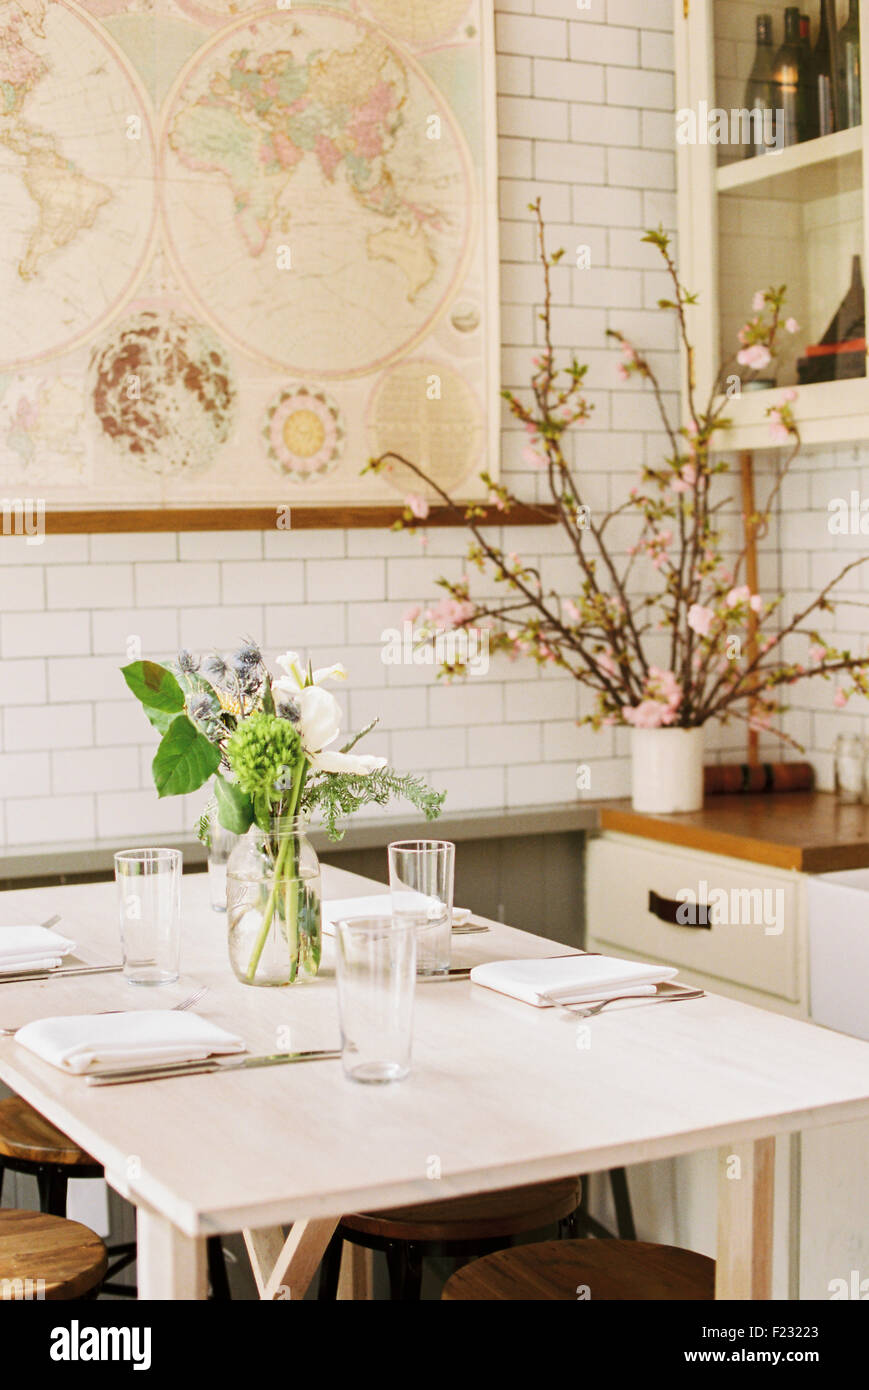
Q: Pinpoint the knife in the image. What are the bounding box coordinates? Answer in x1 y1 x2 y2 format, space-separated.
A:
85 1048 342 1086
0 964 123 985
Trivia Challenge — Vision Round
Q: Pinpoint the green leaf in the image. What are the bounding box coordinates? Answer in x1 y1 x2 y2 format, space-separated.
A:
152 716 221 798
145 707 178 735
261 672 276 716
253 788 273 834
122 661 185 714
214 773 254 835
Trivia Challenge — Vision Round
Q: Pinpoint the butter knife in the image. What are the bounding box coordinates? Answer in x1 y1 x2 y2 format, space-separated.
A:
86 1048 342 1086
0 964 123 985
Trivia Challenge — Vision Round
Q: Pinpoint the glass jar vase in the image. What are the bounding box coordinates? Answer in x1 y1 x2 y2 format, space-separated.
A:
226 816 321 987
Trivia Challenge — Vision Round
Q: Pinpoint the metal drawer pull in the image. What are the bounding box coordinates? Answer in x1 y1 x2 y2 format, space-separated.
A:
648 889 712 930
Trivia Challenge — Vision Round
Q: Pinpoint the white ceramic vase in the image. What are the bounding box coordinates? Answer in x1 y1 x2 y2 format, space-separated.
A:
630 726 705 813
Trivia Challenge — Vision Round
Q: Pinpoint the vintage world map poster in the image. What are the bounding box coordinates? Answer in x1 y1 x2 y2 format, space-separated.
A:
0 0 498 515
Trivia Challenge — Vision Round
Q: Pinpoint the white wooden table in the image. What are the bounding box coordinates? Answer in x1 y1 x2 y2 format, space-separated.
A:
1 865 868 1301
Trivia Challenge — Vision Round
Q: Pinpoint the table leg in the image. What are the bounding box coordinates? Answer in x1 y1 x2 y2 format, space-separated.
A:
243 1218 339 1301
337 1242 374 1300
137 1207 207 1300
716 1138 775 1300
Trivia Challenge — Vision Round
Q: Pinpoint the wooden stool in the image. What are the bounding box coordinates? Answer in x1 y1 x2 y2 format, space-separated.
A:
0 1097 230 1299
319 1178 583 1301
441 1238 716 1301
0 1209 107 1299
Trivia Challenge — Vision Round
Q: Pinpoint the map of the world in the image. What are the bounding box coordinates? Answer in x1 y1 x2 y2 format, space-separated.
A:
0 0 496 507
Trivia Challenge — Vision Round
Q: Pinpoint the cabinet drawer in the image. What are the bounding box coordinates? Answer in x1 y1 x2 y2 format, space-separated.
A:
586 837 799 1001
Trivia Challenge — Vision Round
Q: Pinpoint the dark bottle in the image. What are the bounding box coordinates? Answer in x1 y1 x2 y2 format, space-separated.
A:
772 6 813 144
819 254 865 347
812 0 839 137
838 0 861 129
743 14 777 157
800 13 811 47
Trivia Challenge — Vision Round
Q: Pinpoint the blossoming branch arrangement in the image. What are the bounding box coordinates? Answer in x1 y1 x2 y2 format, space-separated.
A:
366 200 869 739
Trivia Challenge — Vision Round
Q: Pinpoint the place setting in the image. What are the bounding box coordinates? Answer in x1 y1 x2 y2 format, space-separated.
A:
0 917 122 985
0 843 343 1088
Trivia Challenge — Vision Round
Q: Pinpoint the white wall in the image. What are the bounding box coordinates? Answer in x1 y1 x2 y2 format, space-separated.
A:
0 0 688 848
775 443 869 788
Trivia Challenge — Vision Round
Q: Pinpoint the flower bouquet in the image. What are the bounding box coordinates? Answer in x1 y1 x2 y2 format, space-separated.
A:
122 643 444 985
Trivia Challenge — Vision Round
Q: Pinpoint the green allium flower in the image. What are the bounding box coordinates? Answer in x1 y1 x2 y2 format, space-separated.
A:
226 712 302 799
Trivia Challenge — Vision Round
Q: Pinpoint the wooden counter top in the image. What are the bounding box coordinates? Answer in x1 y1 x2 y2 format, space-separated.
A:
598 791 869 873
6 791 869 883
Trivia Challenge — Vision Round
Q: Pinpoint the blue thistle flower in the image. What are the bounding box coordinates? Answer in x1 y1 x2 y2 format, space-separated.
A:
233 641 262 671
188 693 213 724
203 653 228 683
177 649 199 674
276 698 300 724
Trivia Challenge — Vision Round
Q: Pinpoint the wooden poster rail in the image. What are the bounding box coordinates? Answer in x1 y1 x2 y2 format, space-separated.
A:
36 504 560 534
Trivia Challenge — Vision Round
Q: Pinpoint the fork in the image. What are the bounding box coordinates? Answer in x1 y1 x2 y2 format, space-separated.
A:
552 987 706 1019
0 984 209 1036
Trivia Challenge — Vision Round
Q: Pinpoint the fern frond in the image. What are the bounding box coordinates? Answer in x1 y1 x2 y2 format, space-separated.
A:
340 717 380 754
301 767 446 841
195 795 218 848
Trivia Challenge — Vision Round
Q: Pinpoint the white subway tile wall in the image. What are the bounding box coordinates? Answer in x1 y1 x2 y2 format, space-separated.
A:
0 2 847 848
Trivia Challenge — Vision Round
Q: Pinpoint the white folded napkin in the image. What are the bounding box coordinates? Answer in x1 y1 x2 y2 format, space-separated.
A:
15 1010 246 1075
469 954 679 1007
322 894 471 935
0 924 76 975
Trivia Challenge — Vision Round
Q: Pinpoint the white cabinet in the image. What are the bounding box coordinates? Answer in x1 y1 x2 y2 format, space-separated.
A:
585 829 868 1300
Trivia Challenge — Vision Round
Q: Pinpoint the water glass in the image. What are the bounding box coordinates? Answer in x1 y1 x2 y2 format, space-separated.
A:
335 916 416 1084
388 840 455 976
114 848 182 985
834 732 865 803
207 819 239 912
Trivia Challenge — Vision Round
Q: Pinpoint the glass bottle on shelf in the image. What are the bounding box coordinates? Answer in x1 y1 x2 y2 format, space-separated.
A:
839 0 862 130
800 12 810 48
812 0 839 137
772 5 813 145
743 14 777 158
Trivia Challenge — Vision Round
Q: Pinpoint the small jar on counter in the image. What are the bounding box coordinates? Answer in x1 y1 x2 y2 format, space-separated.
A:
834 732 865 803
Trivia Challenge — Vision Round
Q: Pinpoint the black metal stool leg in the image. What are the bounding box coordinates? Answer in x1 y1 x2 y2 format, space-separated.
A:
206 1236 231 1301
385 1242 423 1300
385 1242 406 1300
609 1167 636 1241
558 1207 582 1239
317 1230 344 1300
401 1244 423 1300
36 1168 68 1217
0 1158 5 1204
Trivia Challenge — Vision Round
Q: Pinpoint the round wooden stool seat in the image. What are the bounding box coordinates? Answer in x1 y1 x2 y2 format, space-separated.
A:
0 1210 107 1300
341 1178 582 1244
0 1097 98 1169
442 1239 716 1301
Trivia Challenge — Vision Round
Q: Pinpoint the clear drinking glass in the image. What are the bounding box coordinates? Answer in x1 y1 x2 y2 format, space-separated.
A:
388 839 455 976
114 848 182 985
335 916 416 1084
208 817 239 913
834 732 865 803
